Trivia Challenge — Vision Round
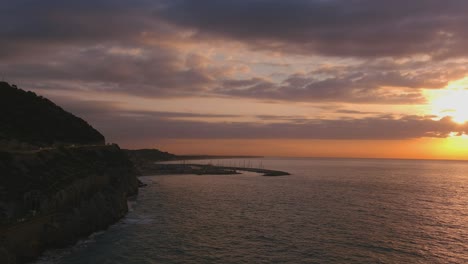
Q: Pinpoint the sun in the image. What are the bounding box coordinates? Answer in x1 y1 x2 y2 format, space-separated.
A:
429 78 468 124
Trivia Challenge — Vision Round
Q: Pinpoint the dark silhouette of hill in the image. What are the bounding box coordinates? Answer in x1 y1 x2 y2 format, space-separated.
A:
0 83 137 263
125 148 177 162
125 149 176 175
0 82 104 146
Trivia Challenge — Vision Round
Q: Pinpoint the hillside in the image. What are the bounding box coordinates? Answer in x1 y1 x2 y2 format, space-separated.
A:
0 83 137 264
0 145 138 263
0 82 104 147
125 149 177 163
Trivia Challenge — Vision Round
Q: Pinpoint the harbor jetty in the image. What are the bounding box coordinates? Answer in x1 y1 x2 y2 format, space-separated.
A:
135 163 290 177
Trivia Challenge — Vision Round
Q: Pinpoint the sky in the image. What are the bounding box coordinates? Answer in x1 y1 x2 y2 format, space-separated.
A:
3 0 468 159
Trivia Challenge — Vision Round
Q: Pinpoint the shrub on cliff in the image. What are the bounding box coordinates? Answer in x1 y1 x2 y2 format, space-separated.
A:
0 82 104 147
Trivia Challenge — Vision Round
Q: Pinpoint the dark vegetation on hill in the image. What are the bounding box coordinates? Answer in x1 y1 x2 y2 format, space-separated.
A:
125 149 177 163
1 145 137 203
124 149 177 176
0 82 281 263
125 148 262 165
0 83 137 264
0 82 104 147
0 145 138 264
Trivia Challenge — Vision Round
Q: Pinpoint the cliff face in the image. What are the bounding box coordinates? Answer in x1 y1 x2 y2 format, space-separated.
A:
0 82 104 147
0 145 139 264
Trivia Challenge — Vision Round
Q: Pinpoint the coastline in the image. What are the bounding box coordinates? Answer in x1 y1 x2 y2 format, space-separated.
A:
0 145 139 264
134 162 290 177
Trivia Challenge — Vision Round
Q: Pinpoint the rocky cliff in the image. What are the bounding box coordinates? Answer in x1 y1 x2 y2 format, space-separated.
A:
0 83 139 263
0 145 138 263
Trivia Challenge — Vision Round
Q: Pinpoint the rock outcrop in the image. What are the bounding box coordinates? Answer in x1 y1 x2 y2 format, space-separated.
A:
0 83 139 263
0 145 138 263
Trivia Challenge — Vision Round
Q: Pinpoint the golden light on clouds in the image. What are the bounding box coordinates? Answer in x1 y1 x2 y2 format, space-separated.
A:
7 1 468 160
428 76 468 124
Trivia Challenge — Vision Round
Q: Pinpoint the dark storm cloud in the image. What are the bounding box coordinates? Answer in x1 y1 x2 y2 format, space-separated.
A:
2 0 468 105
5 0 468 59
1 46 217 96
159 0 468 58
0 0 176 60
2 0 140 40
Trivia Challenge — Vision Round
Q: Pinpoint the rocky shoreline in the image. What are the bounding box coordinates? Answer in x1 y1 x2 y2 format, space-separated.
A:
0 82 289 264
0 145 138 264
0 148 288 264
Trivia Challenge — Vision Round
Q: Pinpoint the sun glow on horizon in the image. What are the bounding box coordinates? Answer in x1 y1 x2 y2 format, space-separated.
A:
428 77 468 124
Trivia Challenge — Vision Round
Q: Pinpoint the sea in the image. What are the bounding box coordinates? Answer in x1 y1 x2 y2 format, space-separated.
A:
35 158 468 263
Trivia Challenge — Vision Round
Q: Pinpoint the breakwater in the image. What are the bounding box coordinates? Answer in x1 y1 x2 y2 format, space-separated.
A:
135 163 290 176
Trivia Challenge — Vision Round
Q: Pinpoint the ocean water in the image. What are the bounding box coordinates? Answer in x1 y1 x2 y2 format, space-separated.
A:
36 158 468 263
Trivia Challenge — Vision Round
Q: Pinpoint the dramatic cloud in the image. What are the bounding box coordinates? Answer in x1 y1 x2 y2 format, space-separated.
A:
217 59 468 104
3 0 468 151
3 0 468 103
6 0 468 59
0 0 161 59
159 0 468 58
220 74 426 104
0 46 220 96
